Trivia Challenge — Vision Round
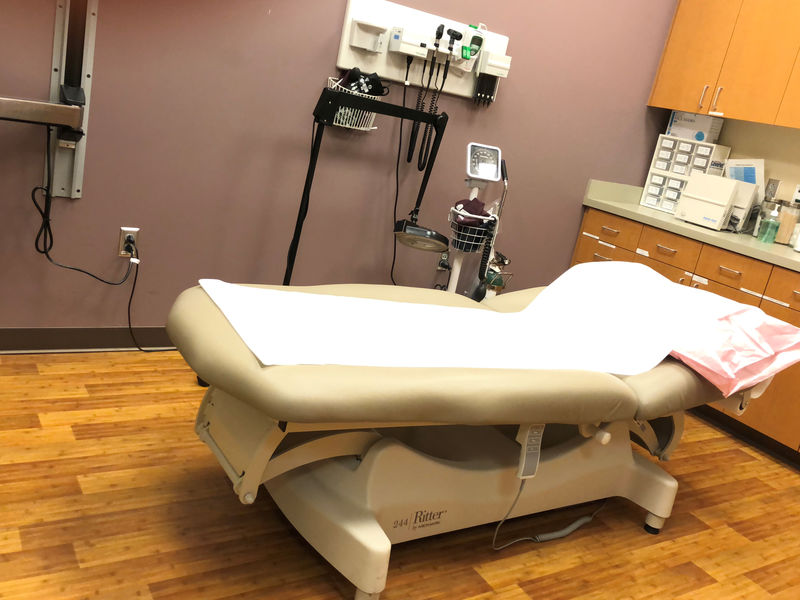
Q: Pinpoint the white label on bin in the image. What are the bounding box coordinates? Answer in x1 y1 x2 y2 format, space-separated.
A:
678 142 693 152
655 160 669 170
692 168 705 176
636 248 649 257
696 145 712 156
668 179 683 189
672 164 687 175
675 153 690 164
651 175 665 185
648 185 661 196
661 138 675 149
665 189 679 200
693 157 708 167
645 195 659 206
692 274 708 285
598 240 615 249
581 231 599 240
661 200 676 211
658 150 672 160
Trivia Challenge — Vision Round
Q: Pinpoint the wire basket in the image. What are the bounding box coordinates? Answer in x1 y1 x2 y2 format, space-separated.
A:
327 77 379 131
449 207 496 252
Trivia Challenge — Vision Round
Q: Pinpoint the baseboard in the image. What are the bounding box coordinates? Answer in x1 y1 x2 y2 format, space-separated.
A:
0 327 173 353
692 405 800 469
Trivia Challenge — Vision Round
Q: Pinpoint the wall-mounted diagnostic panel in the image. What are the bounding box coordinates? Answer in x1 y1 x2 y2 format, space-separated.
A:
337 0 512 104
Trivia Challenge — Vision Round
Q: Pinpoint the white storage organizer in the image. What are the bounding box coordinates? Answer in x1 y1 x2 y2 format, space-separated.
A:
640 134 731 214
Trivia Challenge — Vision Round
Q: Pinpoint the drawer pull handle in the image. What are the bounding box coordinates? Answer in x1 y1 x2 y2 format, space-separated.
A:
593 253 612 261
678 277 685 284
600 225 620 235
656 243 677 254
711 86 723 111
793 290 800 298
698 84 709 109
719 265 742 277
692 283 700 288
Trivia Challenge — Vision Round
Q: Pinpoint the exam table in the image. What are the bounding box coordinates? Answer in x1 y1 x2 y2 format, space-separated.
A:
167 282 748 600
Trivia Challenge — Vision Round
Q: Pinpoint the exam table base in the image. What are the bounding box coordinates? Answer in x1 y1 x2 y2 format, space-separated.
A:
265 421 677 599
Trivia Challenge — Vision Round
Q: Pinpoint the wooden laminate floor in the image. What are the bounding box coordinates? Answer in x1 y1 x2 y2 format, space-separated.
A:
1 351 799 599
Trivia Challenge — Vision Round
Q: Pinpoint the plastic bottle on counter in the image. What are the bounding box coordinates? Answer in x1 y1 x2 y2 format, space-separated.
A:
758 203 781 244
790 222 800 247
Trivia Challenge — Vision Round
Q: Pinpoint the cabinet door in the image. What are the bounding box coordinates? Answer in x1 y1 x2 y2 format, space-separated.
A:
648 0 742 113
776 52 800 128
731 301 800 450
711 0 800 123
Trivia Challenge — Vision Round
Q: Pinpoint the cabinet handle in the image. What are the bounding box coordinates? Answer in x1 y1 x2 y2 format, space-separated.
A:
711 86 724 111
718 265 742 277
593 253 612 261
678 277 685 284
793 290 800 298
698 84 710 109
692 283 700 288
600 225 619 235
656 243 677 254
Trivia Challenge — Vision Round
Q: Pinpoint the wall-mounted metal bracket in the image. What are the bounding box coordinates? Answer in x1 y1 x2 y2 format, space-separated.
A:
47 0 98 199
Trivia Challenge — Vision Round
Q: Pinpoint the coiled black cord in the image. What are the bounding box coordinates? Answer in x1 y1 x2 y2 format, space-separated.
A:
31 126 133 286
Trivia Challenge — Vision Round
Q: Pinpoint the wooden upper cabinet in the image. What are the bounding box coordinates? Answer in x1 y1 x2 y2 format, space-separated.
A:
712 0 800 123
648 0 742 113
776 51 800 128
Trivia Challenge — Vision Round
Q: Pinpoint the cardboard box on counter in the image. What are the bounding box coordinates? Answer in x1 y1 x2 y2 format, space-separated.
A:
666 111 723 144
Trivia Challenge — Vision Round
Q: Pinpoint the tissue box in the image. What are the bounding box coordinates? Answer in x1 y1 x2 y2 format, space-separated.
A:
666 111 723 144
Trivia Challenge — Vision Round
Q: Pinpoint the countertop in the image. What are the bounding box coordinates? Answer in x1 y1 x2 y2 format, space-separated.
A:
583 179 800 273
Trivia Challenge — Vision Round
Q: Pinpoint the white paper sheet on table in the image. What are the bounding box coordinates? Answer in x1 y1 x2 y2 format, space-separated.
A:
199 262 705 375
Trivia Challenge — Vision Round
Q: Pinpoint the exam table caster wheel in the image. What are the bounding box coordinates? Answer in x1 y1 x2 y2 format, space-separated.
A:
644 512 665 535
196 376 210 387
643 524 661 535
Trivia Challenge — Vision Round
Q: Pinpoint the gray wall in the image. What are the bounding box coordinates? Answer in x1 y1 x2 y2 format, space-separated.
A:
0 0 675 329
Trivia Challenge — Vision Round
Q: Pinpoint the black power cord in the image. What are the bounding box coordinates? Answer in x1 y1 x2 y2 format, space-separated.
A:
31 126 133 286
31 125 164 353
124 243 164 353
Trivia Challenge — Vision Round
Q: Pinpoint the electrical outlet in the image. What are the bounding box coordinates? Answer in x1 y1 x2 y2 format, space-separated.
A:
118 226 140 257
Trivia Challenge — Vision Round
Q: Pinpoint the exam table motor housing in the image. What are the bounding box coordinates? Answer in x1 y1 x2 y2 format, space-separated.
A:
166 283 760 600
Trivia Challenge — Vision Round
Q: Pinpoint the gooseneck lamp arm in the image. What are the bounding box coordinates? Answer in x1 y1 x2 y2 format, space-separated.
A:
283 87 449 285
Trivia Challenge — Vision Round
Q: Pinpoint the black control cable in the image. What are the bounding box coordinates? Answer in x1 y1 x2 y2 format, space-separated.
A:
418 29 462 171
391 56 414 285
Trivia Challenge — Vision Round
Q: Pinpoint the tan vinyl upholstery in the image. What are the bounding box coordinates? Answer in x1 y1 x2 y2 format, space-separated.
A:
167 283 723 426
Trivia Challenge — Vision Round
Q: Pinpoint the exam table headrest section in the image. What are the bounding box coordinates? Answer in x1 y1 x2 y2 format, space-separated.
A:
167 284 642 426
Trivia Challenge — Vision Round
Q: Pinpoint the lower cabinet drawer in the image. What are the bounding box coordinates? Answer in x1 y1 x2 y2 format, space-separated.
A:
572 234 636 264
634 255 691 285
763 266 800 311
690 276 762 306
694 245 772 295
637 225 702 272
